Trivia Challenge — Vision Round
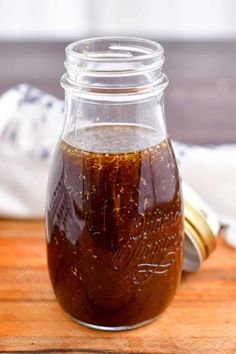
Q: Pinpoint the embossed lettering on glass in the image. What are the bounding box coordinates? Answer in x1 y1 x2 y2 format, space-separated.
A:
46 37 184 330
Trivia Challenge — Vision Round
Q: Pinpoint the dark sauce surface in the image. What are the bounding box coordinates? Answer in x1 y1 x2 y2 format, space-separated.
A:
46 124 184 327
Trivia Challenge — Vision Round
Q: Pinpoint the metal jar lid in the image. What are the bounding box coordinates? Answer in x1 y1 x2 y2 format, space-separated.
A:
183 200 217 272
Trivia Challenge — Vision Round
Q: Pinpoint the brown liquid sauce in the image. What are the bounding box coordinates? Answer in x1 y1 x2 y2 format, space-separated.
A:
46 124 184 328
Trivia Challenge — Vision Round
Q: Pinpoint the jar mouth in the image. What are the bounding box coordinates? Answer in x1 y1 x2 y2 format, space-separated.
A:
62 37 167 99
65 36 164 68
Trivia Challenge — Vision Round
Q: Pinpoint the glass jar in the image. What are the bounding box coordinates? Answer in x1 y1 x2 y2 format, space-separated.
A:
46 37 184 331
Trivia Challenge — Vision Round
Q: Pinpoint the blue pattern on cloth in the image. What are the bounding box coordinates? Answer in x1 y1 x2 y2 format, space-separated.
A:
0 84 64 162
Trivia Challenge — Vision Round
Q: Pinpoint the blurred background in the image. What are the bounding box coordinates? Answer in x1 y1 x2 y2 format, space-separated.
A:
0 0 236 143
1 0 236 40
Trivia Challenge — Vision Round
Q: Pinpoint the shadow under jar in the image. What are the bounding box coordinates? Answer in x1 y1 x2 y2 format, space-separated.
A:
46 37 184 331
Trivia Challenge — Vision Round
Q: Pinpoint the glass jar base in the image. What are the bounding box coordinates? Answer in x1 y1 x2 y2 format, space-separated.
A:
68 315 159 331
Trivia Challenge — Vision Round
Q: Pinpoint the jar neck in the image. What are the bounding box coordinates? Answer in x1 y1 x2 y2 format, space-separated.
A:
61 37 168 102
62 93 167 142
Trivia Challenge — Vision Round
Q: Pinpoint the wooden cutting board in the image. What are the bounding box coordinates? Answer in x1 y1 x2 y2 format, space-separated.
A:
0 219 235 354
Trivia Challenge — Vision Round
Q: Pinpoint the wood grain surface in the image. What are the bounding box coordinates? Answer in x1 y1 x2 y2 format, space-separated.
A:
0 219 235 354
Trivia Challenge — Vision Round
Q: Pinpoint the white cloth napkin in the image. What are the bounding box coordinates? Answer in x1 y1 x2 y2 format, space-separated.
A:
0 84 235 248
0 84 63 218
174 142 236 248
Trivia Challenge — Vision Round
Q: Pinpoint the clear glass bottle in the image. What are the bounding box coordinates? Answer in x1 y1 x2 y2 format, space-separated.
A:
46 37 184 330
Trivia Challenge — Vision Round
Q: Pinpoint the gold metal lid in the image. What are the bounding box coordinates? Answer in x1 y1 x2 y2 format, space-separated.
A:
183 200 217 272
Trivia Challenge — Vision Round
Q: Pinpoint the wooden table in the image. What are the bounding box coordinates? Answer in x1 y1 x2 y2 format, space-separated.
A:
0 41 236 353
0 220 235 353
